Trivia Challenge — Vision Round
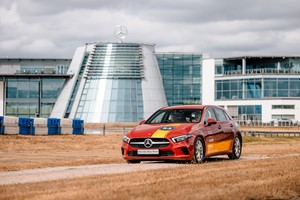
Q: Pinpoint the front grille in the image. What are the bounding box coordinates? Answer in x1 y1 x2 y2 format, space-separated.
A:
129 138 170 148
128 150 174 157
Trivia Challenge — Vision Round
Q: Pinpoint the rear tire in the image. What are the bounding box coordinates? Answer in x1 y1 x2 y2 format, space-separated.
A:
228 135 242 160
192 137 205 163
126 160 141 164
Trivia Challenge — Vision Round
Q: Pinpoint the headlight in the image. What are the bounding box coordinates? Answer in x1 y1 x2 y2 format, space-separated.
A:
171 134 192 143
123 136 130 143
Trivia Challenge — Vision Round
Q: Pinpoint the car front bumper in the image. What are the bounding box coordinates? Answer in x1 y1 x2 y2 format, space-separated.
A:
121 137 194 161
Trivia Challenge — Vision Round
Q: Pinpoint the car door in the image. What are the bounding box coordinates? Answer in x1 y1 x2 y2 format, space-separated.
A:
212 108 235 152
203 108 223 155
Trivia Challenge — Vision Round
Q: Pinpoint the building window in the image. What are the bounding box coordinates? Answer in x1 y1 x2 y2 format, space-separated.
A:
272 105 295 109
216 78 300 100
238 105 262 121
272 115 295 120
5 78 64 117
75 79 144 122
264 78 300 98
156 53 202 106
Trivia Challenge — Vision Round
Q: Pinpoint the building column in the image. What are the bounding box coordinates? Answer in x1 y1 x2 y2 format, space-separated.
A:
242 58 246 75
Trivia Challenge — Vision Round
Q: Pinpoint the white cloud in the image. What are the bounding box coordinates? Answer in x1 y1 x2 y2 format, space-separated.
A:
21 39 56 52
0 0 299 58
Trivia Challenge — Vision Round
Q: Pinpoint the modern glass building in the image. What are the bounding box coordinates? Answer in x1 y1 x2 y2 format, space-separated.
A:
0 58 71 117
202 56 300 122
50 42 167 122
156 53 202 106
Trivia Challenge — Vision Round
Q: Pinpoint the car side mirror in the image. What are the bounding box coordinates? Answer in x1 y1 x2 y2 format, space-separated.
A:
139 120 146 125
207 118 217 126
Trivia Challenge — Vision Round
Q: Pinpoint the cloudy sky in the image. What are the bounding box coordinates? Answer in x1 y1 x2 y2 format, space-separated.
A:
0 0 299 58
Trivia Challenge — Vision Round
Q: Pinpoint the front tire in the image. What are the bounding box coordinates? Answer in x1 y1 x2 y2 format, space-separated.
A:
192 137 205 163
228 135 242 160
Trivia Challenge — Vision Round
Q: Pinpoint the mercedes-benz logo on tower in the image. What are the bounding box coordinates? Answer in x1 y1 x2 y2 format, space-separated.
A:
144 138 153 148
114 25 128 43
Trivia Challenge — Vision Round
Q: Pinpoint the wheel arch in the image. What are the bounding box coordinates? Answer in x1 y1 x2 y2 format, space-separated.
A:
236 132 243 145
194 135 206 156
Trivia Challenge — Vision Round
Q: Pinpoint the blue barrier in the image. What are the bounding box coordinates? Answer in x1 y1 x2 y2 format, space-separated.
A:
47 118 61 135
72 119 84 135
19 117 35 135
1 116 84 135
0 116 4 134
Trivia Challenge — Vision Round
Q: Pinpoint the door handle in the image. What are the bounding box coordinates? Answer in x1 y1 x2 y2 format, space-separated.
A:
218 125 221 129
230 124 234 127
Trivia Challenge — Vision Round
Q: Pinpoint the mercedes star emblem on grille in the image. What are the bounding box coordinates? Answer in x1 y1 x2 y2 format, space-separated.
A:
144 138 153 148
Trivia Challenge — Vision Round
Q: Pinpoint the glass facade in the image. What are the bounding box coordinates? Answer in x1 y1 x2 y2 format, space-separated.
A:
264 78 300 98
216 57 300 75
75 43 144 122
156 53 202 105
75 79 143 122
215 78 300 100
64 53 89 118
6 78 65 117
238 105 262 121
0 58 71 75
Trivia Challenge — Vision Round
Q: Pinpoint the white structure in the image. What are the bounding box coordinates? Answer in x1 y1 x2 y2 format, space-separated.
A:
50 42 167 122
203 56 300 123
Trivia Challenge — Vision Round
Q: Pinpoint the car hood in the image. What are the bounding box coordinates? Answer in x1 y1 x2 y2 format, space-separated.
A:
127 123 196 138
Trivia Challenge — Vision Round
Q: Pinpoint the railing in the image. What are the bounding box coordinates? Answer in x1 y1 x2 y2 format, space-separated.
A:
85 126 133 135
237 120 300 127
222 68 300 76
241 130 300 137
15 69 67 75
84 123 137 135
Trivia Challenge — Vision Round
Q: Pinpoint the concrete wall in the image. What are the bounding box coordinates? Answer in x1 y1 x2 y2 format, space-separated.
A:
50 46 86 118
202 59 215 105
141 44 168 119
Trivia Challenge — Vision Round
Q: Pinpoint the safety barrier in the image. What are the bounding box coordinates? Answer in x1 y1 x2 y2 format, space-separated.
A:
47 118 61 135
0 116 4 134
72 119 84 135
19 117 35 135
60 118 73 135
3 116 19 135
0 116 84 135
34 118 48 135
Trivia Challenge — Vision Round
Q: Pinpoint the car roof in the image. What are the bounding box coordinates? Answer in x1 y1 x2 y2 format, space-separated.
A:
161 105 218 110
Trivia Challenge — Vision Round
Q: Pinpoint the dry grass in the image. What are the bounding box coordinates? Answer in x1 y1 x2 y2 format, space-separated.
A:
0 156 299 200
0 134 300 199
0 134 125 171
1 134 300 171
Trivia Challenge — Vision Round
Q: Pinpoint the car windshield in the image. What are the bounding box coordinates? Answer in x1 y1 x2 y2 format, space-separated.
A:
145 109 202 124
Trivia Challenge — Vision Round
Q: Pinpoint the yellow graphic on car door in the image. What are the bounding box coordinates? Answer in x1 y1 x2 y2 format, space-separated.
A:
206 140 232 154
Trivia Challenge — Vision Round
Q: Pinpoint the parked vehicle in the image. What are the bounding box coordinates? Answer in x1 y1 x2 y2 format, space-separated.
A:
121 105 242 163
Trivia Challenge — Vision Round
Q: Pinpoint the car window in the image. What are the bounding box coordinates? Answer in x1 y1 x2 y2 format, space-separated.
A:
204 108 217 123
150 112 165 123
146 109 202 124
214 108 228 121
223 110 231 121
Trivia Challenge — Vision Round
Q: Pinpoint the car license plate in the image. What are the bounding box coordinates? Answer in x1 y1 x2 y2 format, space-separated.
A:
137 149 159 155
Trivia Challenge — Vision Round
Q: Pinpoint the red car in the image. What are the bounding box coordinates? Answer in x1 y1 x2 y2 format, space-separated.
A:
121 105 242 163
